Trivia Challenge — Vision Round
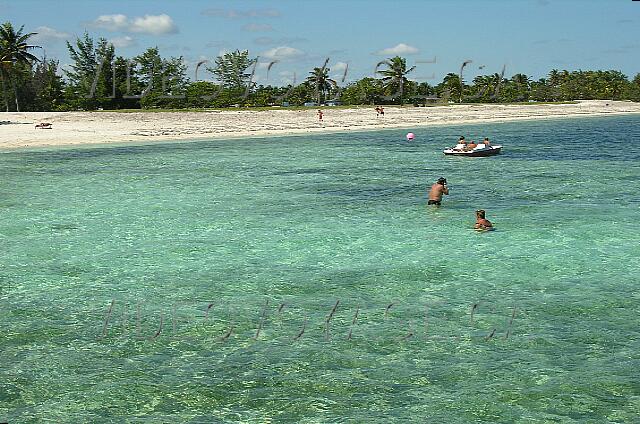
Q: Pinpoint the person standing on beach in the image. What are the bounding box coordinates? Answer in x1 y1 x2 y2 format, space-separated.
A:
379 106 384 117
428 177 449 206
318 109 324 121
375 106 381 117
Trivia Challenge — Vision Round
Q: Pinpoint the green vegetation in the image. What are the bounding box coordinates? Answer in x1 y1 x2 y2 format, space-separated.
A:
0 22 40 111
306 65 336 105
1 21 639 112
376 56 416 105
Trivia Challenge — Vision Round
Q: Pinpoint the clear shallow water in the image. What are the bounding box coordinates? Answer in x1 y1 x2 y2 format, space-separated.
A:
1 115 639 422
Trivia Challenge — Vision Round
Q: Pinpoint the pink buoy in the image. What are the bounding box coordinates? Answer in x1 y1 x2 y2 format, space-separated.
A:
406 132 415 141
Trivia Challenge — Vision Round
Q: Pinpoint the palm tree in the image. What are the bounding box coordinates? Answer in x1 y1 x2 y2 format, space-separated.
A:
0 65 8 111
458 60 472 103
547 69 561 87
376 56 415 105
605 70 627 100
544 69 562 101
306 67 336 104
489 72 506 100
0 29 9 111
0 22 40 111
631 73 640 101
472 75 494 101
441 73 462 103
511 73 531 102
511 73 530 88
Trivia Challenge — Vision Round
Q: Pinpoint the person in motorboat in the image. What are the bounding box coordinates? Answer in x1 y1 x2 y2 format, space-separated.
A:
473 138 490 150
444 138 500 156
453 136 467 151
465 140 477 151
474 209 493 231
428 177 449 206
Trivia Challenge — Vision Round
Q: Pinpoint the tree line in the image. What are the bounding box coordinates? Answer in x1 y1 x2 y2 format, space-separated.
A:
2 22 640 112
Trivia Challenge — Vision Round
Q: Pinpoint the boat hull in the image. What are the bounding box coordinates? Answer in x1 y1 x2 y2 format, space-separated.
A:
443 146 502 157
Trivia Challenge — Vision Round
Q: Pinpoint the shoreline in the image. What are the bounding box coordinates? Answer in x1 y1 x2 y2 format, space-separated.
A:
1 100 639 150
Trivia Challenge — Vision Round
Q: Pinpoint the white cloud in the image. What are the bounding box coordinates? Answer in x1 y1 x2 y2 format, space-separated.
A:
31 26 70 44
330 62 349 81
375 43 419 56
331 62 348 72
109 36 136 48
242 23 273 32
89 14 178 35
201 8 280 18
278 70 296 85
130 14 178 35
262 46 305 61
91 14 129 31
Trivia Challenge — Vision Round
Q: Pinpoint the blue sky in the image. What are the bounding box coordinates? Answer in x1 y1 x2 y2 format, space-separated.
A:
3 0 639 85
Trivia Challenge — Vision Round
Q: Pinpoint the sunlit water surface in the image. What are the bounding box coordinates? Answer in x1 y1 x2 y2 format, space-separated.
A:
1 115 639 422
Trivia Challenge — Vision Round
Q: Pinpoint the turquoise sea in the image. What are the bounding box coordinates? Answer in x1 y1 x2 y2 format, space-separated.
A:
1 115 640 422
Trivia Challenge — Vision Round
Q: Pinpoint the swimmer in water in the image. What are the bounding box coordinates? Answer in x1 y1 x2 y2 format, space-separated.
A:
474 209 494 231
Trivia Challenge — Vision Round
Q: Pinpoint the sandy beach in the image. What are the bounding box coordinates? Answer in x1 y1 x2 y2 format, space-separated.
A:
1 100 639 149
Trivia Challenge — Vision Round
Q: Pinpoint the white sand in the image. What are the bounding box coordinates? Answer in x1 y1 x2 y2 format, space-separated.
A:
1 100 639 149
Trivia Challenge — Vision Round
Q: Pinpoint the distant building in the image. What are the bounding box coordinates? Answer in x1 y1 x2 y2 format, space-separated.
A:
303 102 317 107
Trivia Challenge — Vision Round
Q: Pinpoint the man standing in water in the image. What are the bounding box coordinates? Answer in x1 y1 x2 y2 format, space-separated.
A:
428 177 449 206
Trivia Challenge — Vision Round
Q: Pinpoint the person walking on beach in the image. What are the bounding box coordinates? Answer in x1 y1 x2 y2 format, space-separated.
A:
474 209 493 230
317 109 324 121
428 177 449 206
375 106 381 117
379 106 384 117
